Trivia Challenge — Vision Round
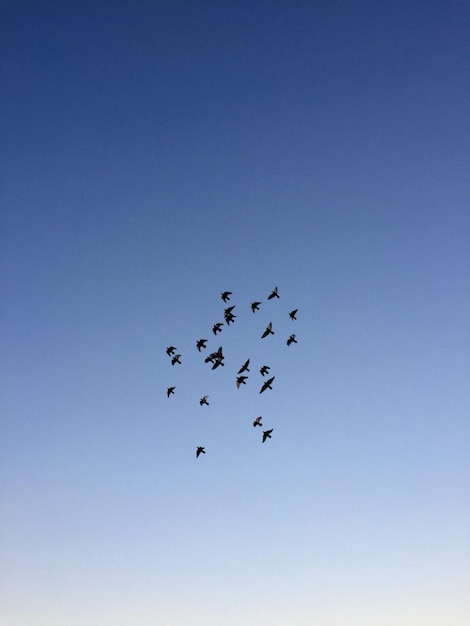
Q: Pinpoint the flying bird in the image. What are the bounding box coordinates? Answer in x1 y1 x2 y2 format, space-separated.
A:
287 334 297 346
236 375 248 388
237 359 250 374
167 386 175 397
253 416 263 427
205 346 223 363
289 309 298 320
259 365 270 376
196 338 208 351
251 301 261 313
268 287 279 299
224 306 237 325
171 354 182 365
213 322 224 335
200 395 209 406
212 358 224 369
221 291 232 302
196 446 206 458
259 376 275 393
261 322 274 338
262 429 273 443
166 346 176 356
224 312 236 325
206 346 224 369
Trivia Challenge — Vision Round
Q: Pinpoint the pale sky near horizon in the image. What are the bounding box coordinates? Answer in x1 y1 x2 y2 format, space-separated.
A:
1 2 469 625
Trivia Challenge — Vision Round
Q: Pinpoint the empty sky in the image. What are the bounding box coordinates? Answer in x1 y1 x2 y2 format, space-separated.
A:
1 1 469 625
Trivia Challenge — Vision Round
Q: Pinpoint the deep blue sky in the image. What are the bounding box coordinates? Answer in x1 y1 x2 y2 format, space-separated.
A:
2 2 469 624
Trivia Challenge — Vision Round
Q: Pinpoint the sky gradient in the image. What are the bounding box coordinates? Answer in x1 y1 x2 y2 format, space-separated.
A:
1 2 469 625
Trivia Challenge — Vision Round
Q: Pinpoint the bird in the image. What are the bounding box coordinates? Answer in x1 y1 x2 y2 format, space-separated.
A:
196 446 206 458
262 429 273 443
289 309 298 320
196 338 208 351
236 375 248 388
260 376 275 393
205 352 216 363
237 359 250 374
167 386 175 397
261 322 274 338
268 287 279 299
171 354 182 365
224 312 236 325
224 306 237 325
166 346 177 356
213 322 223 335
251 301 261 313
253 416 263 427
205 347 223 363
207 346 224 369
221 291 232 302
200 395 209 406
287 334 297 346
260 365 270 376
212 357 224 369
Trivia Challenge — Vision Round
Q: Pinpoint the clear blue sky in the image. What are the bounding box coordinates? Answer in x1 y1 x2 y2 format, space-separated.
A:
1 2 469 624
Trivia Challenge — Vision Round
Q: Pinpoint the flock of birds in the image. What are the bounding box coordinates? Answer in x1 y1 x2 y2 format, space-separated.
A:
165 287 299 458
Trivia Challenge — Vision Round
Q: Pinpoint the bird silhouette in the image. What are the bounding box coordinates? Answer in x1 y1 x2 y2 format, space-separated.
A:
206 346 224 369
237 359 250 374
200 395 209 406
259 365 270 376
167 386 175 397
268 287 279 299
166 346 176 356
251 301 261 313
196 338 208 351
261 322 274 338
253 416 263 427
221 291 232 302
287 334 297 346
289 309 298 320
225 312 236 325
262 429 273 442
236 375 248 388
259 376 275 393
196 446 206 458
224 306 237 325
171 354 182 365
213 322 224 335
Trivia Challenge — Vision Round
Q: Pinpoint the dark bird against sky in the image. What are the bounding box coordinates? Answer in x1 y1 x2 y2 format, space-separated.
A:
196 338 208 351
260 376 275 393
262 429 273 442
261 322 274 338
287 334 297 346
237 359 250 374
268 287 279 299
